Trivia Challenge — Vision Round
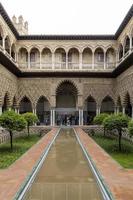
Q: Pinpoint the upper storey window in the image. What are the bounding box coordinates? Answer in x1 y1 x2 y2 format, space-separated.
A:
97 52 104 62
95 48 104 63
30 52 36 62
124 36 130 54
118 44 123 60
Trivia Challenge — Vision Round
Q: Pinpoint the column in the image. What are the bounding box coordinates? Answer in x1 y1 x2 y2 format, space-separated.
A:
15 108 17 113
114 106 117 114
53 108 55 126
78 109 83 126
40 52 42 69
50 109 53 126
79 52 82 70
0 106 2 116
130 37 132 53
2 37 5 50
92 51 94 69
9 46 11 56
81 109 83 126
104 51 106 69
116 106 119 114
96 106 99 115
132 105 133 119
66 52 68 69
17 108 19 114
98 106 101 114
122 106 125 115
52 52 55 70
79 109 81 126
28 51 30 69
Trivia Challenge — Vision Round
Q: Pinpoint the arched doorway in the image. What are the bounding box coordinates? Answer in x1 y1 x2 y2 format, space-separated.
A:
101 96 114 113
56 81 78 125
36 96 50 125
84 96 96 125
19 96 32 114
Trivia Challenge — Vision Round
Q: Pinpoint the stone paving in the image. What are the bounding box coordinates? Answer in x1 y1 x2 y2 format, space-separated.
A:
75 127 133 200
0 128 58 200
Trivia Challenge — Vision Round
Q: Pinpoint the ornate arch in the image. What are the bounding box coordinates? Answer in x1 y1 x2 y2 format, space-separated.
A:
55 79 79 96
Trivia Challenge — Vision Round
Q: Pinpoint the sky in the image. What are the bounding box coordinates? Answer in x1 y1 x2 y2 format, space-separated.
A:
1 0 133 35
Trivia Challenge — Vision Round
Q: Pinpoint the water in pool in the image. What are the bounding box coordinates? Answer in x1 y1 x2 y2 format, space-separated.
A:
23 128 103 200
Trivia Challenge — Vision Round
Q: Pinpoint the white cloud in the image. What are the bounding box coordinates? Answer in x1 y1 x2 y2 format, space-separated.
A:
1 0 133 34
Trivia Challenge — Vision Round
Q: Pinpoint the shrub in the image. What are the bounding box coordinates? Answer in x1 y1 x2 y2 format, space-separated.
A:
93 113 109 125
128 120 133 137
23 112 38 137
103 114 130 151
0 110 26 150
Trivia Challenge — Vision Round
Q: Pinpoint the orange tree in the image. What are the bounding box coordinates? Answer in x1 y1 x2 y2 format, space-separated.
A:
0 110 26 150
103 113 130 151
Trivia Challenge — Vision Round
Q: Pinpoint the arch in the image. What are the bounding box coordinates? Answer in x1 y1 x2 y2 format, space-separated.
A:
55 48 66 69
106 47 116 68
56 80 79 125
19 96 32 114
118 44 123 60
56 80 79 95
41 48 52 69
11 43 16 60
54 46 66 53
68 48 79 69
84 95 96 125
36 96 50 125
0 25 4 46
30 47 40 68
5 36 11 54
2 92 11 112
124 36 130 54
101 95 114 113
94 47 104 69
18 47 28 68
123 92 132 117
82 47 92 69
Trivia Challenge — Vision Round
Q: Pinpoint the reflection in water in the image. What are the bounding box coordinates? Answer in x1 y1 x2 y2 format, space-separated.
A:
24 128 103 200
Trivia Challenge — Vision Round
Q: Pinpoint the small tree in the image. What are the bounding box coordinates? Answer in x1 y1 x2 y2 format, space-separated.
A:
93 113 109 136
0 110 26 150
23 112 38 137
128 120 133 137
103 113 129 151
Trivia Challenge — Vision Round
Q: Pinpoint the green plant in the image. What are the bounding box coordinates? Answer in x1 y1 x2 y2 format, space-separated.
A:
23 112 38 137
93 113 109 125
0 110 26 150
128 120 133 137
103 114 130 151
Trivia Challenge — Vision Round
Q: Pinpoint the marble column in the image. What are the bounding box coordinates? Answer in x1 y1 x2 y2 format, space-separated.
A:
0 106 2 115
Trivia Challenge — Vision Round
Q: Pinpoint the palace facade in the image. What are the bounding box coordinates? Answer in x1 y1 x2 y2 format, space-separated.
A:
0 3 133 126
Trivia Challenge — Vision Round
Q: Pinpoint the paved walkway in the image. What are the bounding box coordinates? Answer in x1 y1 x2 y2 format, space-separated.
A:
75 128 133 200
0 128 58 200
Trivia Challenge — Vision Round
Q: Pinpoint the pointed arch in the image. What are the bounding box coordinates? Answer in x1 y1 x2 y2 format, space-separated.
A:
68 47 79 69
5 36 11 54
124 35 130 54
36 96 50 125
84 95 96 125
19 96 32 114
101 95 114 113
